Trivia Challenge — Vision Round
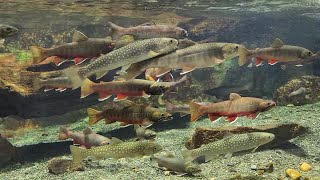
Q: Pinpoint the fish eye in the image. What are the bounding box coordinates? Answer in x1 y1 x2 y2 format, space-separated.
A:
308 51 312 56
170 40 173 43
234 46 239 50
5 27 12 31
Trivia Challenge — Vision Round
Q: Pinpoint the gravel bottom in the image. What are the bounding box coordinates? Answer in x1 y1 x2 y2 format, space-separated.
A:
1 102 320 180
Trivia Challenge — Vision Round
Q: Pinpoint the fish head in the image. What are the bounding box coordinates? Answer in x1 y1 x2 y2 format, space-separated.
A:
258 100 276 112
222 43 245 59
143 142 163 155
174 27 188 38
185 162 201 174
252 132 275 145
153 38 179 56
0 25 18 38
300 49 313 59
150 110 172 122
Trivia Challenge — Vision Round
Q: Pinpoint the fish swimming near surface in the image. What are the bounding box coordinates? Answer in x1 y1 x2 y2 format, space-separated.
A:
33 76 73 92
87 100 172 127
0 134 19 167
239 38 313 66
151 152 201 175
182 132 275 162
62 38 179 89
58 126 111 148
189 93 276 122
70 137 163 164
30 30 115 65
119 42 244 80
0 24 18 39
108 21 188 40
81 75 188 101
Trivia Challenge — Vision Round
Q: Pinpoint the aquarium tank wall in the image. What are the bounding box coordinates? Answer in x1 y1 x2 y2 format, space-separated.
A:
0 1 319 179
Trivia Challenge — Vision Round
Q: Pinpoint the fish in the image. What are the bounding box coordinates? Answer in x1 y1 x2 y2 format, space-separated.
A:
151 152 201 175
69 137 163 164
30 30 115 65
203 82 253 100
239 38 313 66
81 75 188 101
165 102 190 117
118 42 244 80
62 37 179 89
33 77 73 92
108 21 188 40
280 51 320 69
189 93 276 122
134 125 156 141
288 87 307 97
87 100 172 127
182 132 275 162
58 126 111 148
0 134 19 167
0 24 18 39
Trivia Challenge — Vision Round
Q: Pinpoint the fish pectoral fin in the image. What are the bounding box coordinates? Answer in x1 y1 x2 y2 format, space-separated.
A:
229 93 241 101
180 66 196 75
110 137 124 145
271 38 284 48
246 113 260 119
154 67 171 77
225 152 233 159
176 172 188 177
255 57 264 66
120 64 131 72
116 93 128 100
148 50 160 57
72 30 89 42
95 71 108 80
225 116 238 123
141 119 154 128
268 59 278 65
252 146 259 152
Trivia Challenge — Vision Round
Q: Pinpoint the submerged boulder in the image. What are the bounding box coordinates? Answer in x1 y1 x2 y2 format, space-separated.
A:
273 76 320 106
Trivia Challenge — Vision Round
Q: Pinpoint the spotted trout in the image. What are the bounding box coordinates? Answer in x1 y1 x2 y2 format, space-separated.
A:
182 132 275 162
62 38 178 89
189 93 276 122
70 137 163 164
108 21 188 40
87 100 172 127
119 42 244 80
81 75 187 101
30 30 115 65
239 38 313 66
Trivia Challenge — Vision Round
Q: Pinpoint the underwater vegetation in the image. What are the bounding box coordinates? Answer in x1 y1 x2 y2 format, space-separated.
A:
1 1 320 180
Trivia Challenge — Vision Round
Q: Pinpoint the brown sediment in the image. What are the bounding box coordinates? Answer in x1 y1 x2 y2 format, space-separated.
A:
185 123 307 150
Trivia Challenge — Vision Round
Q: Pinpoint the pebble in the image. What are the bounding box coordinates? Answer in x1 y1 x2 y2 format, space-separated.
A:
300 162 312 172
286 168 301 180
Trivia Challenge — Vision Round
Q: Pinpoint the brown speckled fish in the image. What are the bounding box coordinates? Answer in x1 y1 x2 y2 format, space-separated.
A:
30 30 115 65
62 38 178 89
70 138 163 164
189 93 275 122
108 21 188 40
239 38 313 66
87 100 172 127
33 77 73 92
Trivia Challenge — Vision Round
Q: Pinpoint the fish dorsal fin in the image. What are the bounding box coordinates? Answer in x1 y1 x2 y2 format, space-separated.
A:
271 38 284 48
72 30 89 42
229 93 241 101
110 137 123 145
83 126 93 134
163 152 175 158
223 132 234 139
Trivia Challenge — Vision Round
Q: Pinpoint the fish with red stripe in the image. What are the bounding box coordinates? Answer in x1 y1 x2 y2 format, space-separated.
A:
189 93 276 123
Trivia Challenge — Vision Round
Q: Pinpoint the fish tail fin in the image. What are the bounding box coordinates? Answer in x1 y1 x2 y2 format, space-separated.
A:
117 63 144 80
62 66 83 89
69 145 86 164
30 46 47 64
238 46 251 66
58 126 70 140
87 108 103 125
181 149 194 162
108 21 124 40
33 78 43 91
81 78 95 98
189 101 204 122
